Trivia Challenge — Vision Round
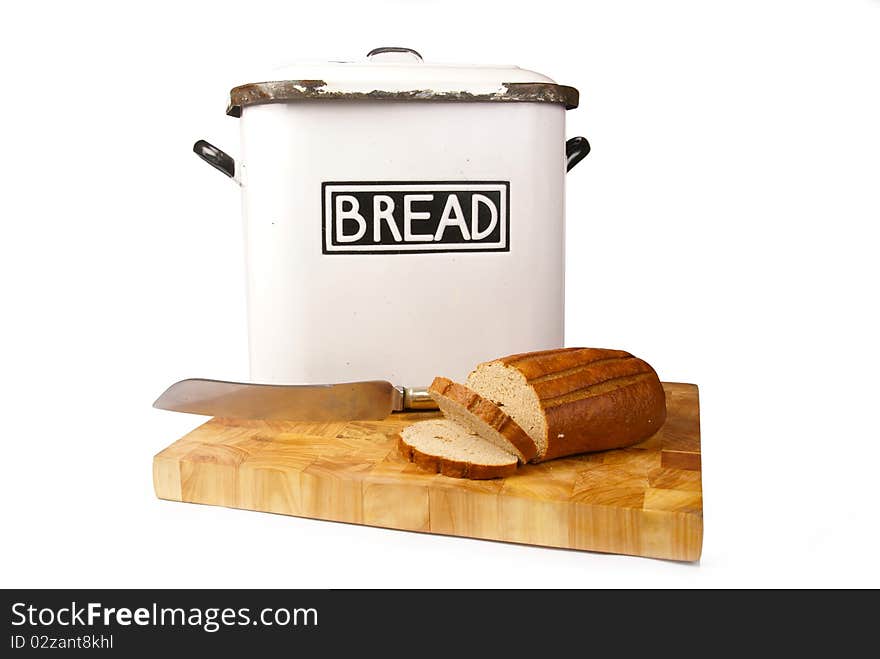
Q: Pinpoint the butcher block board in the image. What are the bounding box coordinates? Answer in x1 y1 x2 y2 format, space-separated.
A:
153 383 702 561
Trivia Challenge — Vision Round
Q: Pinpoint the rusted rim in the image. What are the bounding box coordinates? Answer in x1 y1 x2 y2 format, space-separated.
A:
227 80 579 116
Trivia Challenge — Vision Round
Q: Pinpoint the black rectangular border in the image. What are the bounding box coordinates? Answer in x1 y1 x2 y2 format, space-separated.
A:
3 588 866 654
320 181 511 255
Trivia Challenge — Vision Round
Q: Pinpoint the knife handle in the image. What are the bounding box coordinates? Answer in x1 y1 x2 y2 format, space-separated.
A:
401 387 437 411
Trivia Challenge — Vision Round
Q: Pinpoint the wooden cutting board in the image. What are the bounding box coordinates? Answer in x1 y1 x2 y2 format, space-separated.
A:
153 383 702 561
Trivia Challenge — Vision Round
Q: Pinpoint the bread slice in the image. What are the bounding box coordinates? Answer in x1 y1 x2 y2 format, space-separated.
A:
397 419 518 479
428 376 538 463
466 347 667 461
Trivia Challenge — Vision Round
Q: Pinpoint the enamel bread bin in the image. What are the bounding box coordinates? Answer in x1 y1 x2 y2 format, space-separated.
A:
195 47 589 386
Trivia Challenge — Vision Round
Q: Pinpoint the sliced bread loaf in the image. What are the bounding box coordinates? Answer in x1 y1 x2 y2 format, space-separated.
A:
428 376 538 463
466 347 667 461
397 419 518 479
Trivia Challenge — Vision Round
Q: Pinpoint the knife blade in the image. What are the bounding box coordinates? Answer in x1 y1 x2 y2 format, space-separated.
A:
152 378 436 421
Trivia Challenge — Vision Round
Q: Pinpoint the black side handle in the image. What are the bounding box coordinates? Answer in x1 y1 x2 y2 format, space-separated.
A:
193 140 235 179
566 136 591 172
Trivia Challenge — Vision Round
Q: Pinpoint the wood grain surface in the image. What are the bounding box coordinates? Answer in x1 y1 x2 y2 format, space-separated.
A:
153 383 702 561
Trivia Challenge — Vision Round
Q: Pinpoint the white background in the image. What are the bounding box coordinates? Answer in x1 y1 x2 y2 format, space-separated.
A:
2 0 878 588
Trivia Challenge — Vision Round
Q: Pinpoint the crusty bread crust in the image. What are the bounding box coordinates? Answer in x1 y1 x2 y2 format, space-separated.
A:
541 376 666 459
396 435 517 479
477 347 667 461
428 376 539 463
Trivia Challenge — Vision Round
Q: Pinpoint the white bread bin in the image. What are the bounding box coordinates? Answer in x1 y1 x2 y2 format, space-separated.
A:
194 47 589 386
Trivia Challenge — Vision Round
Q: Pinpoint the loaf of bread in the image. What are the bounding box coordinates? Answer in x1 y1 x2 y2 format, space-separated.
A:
466 347 666 461
398 347 667 478
428 376 538 463
397 419 518 479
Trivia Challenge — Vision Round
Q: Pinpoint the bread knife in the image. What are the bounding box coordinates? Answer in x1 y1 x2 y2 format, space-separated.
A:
152 378 437 421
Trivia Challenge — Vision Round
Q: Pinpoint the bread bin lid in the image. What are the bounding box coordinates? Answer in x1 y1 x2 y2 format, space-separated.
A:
227 46 579 117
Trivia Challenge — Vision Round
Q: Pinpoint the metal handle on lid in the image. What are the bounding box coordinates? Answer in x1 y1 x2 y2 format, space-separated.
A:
366 46 423 62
